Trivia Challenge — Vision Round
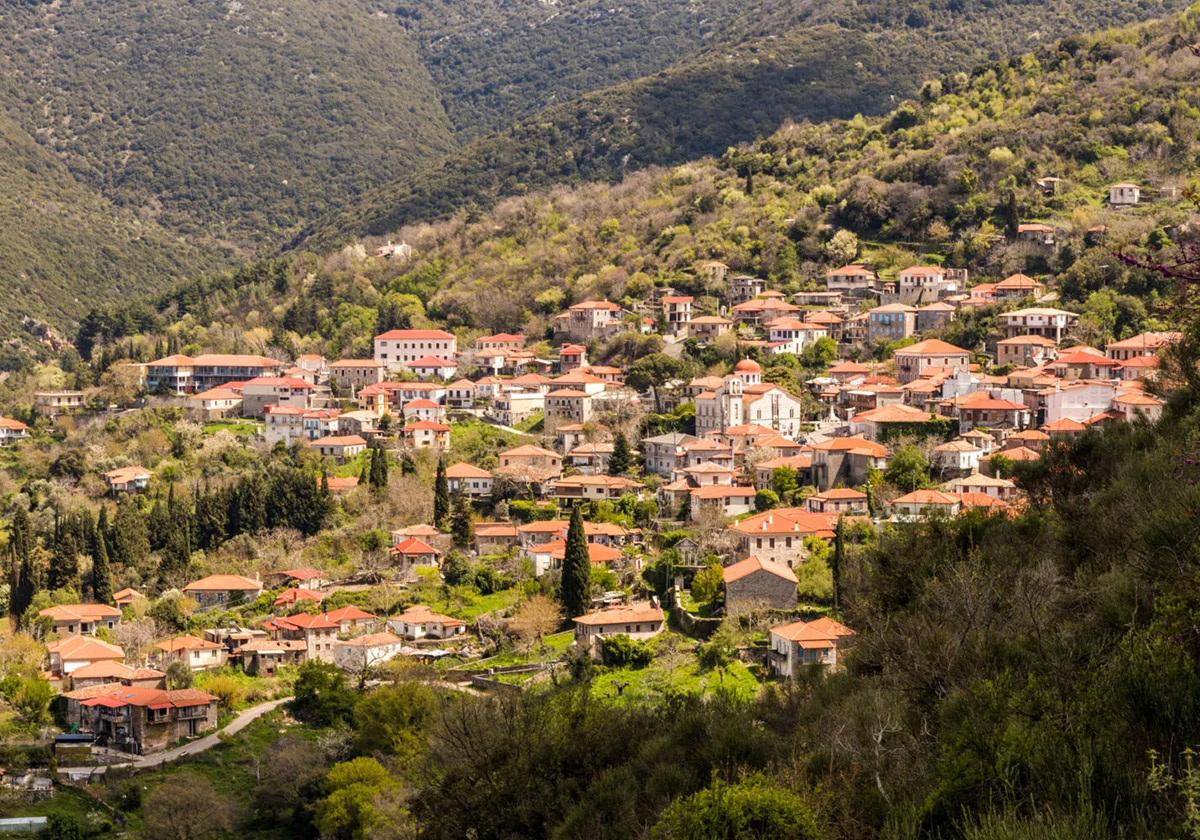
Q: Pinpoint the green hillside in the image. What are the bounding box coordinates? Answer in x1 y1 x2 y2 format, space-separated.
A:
0 0 456 245
299 0 1188 247
0 113 228 338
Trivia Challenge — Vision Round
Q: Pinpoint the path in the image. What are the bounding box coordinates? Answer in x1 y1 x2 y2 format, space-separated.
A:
58 697 290 779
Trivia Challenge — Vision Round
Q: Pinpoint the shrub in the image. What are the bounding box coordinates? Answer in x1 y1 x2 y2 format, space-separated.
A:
600 634 654 669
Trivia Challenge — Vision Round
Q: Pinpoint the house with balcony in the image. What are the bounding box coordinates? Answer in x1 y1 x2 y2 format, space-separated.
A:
373 329 457 371
69 686 218 754
39 604 122 636
768 617 855 677
1002 308 1079 344
866 303 917 344
182 575 263 610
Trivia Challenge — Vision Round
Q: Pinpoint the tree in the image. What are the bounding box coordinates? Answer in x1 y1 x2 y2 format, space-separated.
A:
47 531 79 592
110 496 149 568
450 493 473 550
265 468 328 536
164 659 194 690
600 634 654 668
884 444 930 492
824 229 859 265
91 527 113 604
771 467 800 499
11 676 53 726
754 489 779 512
625 353 691 412
832 515 845 614
508 594 563 658
142 773 233 840
609 431 633 475
315 757 400 840
46 815 83 840
650 775 820 840
1001 190 1019 241
434 459 450 527
799 336 838 369
560 506 591 618
352 683 437 761
292 662 356 726
691 562 724 605
369 446 389 491
255 735 326 821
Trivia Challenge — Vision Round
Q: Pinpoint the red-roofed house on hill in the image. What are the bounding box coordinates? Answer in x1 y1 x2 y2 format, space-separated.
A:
723 556 798 614
312 434 367 463
810 436 888 490
270 613 340 662
388 605 467 640
155 636 226 671
39 604 122 636
729 508 837 568
374 329 457 371
890 489 962 521
104 466 151 494
329 359 388 390
182 575 263 610
404 356 458 380
825 265 878 297
391 537 442 566
661 296 693 333
446 462 494 497
402 419 451 450
47 636 124 678
1106 331 1181 361
70 685 219 753
241 376 318 416
0 417 30 445
769 617 856 676
146 354 285 393
566 300 623 342
892 340 970 383
573 603 665 654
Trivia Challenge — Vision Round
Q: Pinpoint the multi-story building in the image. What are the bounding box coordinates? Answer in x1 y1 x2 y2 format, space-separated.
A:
240 376 317 416
825 265 878 297
1002 308 1079 344
328 359 387 391
373 329 457 370
566 300 623 342
892 339 971 383
866 304 917 344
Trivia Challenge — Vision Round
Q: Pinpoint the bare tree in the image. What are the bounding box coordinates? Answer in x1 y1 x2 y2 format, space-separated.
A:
112 618 159 666
141 774 234 840
507 594 564 660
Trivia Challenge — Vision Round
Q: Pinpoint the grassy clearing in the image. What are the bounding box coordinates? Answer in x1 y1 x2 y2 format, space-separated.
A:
202 420 261 438
590 657 761 703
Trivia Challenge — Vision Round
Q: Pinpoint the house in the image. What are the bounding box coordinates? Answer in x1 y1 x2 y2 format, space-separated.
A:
947 393 1030 432
1002 308 1079 344
915 302 956 333
155 636 226 671
566 442 615 474
1108 182 1140 206
446 462 494 497
765 318 828 355
730 297 802 325
240 376 317 416
474 522 521 554
573 603 665 652
240 639 309 676
113 588 144 607
804 488 868 515
943 473 1018 501
934 439 983 475
1046 351 1119 380
71 686 218 754
641 432 698 476
566 300 623 342
68 661 165 691
994 273 1044 301
387 605 467 640
825 265 878 296
557 344 588 373
182 575 263 609
898 266 953 301
1113 391 1165 422
1105 331 1180 361
526 538 623 576
269 613 340 663
729 508 837 568
553 474 644 505
103 466 151 494
328 359 388 391
754 454 813 490
1015 224 1056 252
334 632 407 672
186 387 243 420
849 403 948 442
401 399 446 425
722 556 798 614
390 537 442 566
996 335 1058 368
768 617 856 677
729 275 766 304
890 489 962 521
274 588 325 609
323 606 379 635
146 354 284 393
34 391 85 418
0 417 30 445
47 636 124 678
264 568 331 590
404 356 458 380
312 434 367 463
661 296 693 332
373 329 457 370
402 420 451 450
492 390 545 427
544 389 594 433
687 315 734 343
688 485 756 519
445 379 476 409
867 304 917 344
39 604 122 636
893 340 970 383
496 444 563 482
810 436 889 490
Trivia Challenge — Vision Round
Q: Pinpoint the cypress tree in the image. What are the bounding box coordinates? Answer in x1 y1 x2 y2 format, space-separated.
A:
92 530 113 604
160 517 192 584
561 506 591 618
401 453 416 475
832 515 845 615
451 494 473 550
48 531 79 592
608 432 632 476
8 507 35 615
434 460 450 527
13 554 41 618
111 496 150 568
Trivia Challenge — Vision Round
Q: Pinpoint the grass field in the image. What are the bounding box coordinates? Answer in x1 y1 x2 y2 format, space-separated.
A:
590 657 762 703
202 420 261 438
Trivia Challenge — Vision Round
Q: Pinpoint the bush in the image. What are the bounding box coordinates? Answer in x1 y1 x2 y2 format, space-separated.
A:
651 775 820 840
600 634 654 669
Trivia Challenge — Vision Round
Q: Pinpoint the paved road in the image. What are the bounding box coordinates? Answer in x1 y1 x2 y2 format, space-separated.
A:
59 697 290 779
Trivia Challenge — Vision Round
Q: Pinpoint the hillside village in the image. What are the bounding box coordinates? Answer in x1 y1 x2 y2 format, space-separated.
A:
0 163 1184 788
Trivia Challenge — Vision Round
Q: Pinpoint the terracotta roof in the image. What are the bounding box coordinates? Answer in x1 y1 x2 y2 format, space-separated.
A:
406 356 457 368
528 539 622 564
70 661 164 681
323 606 377 622
854 404 940 423
313 434 368 447
810 488 868 501
183 574 262 592
39 603 121 622
392 604 464 625
891 489 960 506
337 632 404 648
894 339 970 356
690 485 757 499
405 420 452 431
391 537 441 556
276 613 339 631
47 635 124 661
573 602 665 626
730 508 838 539
446 462 492 479
156 636 222 653
274 588 325 606
771 616 855 644
723 555 798 584
375 329 456 340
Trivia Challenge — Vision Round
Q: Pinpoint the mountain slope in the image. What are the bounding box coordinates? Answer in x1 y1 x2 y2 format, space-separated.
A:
297 0 1189 248
0 114 228 334
0 0 456 245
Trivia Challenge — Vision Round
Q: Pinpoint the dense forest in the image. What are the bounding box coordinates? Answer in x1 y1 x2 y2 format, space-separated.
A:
297 0 1189 247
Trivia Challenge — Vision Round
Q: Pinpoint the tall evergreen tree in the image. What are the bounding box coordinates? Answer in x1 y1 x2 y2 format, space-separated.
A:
110 496 150 569
434 460 450 527
13 554 41 618
160 517 192 585
832 515 845 615
608 432 632 476
1002 190 1019 241
92 530 113 604
194 484 228 550
451 494 473 550
369 446 389 489
8 506 35 615
401 453 417 476
48 532 79 592
561 506 591 618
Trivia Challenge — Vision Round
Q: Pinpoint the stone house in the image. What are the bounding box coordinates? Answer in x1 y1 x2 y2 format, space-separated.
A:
722 556 798 614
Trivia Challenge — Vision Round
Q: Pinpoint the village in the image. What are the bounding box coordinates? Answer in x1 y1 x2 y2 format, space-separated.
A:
0 178 1178 785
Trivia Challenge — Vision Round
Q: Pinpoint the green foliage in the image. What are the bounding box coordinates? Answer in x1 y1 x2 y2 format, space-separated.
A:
434 460 450 528
650 775 820 840
884 444 932 491
316 757 401 840
560 507 591 618
691 562 725 605
600 634 654 669
755 488 779 512
609 432 633 476
353 683 438 762
291 662 356 726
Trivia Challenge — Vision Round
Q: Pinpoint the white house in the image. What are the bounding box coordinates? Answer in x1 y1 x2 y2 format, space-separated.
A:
572 603 665 644
1108 183 1140 206
334 632 407 672
387 605 467 640
374 329 457 370
768 617 855 677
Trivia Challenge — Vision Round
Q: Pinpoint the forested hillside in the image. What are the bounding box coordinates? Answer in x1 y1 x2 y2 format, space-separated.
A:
299 0 1189 246
0 113 228 340
0 0 456 244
